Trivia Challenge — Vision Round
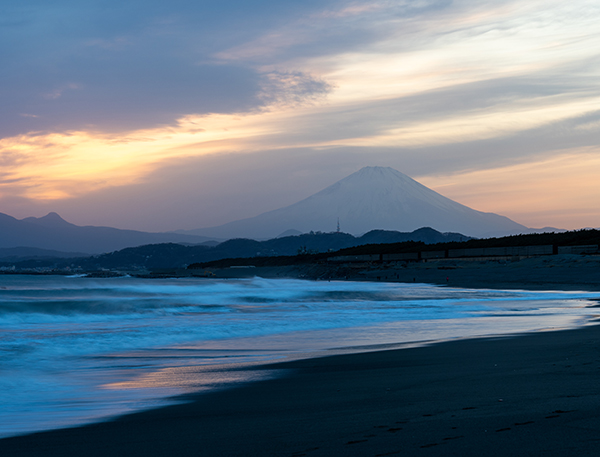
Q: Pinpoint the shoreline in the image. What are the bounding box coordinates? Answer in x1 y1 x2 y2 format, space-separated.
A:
202 254 600 292
5 253 600 293
2 321 600 456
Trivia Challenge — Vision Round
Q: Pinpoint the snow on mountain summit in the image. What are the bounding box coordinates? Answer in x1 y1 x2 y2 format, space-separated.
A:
191 166 527 239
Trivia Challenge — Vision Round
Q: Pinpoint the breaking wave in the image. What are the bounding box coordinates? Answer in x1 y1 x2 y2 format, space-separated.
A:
0 274 598 438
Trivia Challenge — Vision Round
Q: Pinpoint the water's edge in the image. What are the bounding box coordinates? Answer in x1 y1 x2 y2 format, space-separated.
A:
1 275 599 438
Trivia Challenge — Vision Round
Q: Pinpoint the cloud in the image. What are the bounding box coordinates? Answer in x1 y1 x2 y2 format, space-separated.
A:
5 0 597 142
3 129 598 233
0 148 362 230
214 0 457 71
0 0 337 138
258 71 334 108
419 147 600 229
0 48 262 136
2 0 600 231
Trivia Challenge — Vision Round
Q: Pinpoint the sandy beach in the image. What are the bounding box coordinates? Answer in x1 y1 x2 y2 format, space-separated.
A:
2 319 600 456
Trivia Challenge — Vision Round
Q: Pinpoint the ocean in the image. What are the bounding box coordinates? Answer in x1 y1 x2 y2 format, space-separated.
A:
1 274 598 438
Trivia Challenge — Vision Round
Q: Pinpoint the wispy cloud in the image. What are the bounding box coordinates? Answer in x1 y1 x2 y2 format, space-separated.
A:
1 0 599 229
419 147 600 229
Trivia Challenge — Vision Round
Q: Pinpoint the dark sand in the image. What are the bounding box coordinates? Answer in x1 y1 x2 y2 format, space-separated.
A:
2 322 600 456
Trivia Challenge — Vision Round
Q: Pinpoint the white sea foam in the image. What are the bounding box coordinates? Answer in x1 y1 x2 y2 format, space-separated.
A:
0 275 598 438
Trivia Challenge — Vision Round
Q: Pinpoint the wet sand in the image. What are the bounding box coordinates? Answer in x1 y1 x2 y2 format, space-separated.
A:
2 322 600 456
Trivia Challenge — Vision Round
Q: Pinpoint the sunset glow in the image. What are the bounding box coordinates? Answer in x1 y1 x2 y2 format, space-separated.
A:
1 0 599 231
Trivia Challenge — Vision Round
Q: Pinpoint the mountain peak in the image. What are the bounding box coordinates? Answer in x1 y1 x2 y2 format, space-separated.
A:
191 166 528 239
41 212 68 222
0 212 220 254
357 165 403 173
21 212 76 228
351 166 412 181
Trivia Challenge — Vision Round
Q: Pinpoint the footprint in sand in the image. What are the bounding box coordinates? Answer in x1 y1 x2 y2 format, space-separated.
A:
420 443 439 448
514 421 534 426
346 439 368 445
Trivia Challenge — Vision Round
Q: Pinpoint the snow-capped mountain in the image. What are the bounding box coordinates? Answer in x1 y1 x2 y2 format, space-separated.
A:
187 166 528 239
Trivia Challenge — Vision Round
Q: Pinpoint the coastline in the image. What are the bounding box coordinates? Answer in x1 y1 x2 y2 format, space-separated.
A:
202 254 600 292
6 252 600 293
2 321 600 456
2 269 600 455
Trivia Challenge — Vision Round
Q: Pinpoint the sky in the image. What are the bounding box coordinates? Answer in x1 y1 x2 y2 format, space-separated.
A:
1 0 599 232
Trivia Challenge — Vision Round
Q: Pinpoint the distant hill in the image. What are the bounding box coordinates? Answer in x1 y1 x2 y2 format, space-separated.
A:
0 247 88 261
47 227 470 270
182 166 530 239
275 229 303 238
197 229 600 270
75 227 596 272
5 227 595 273
0 212 219 254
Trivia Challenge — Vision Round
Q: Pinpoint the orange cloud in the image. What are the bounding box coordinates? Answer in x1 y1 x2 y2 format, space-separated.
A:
419 148 600 229
2 0 599 231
